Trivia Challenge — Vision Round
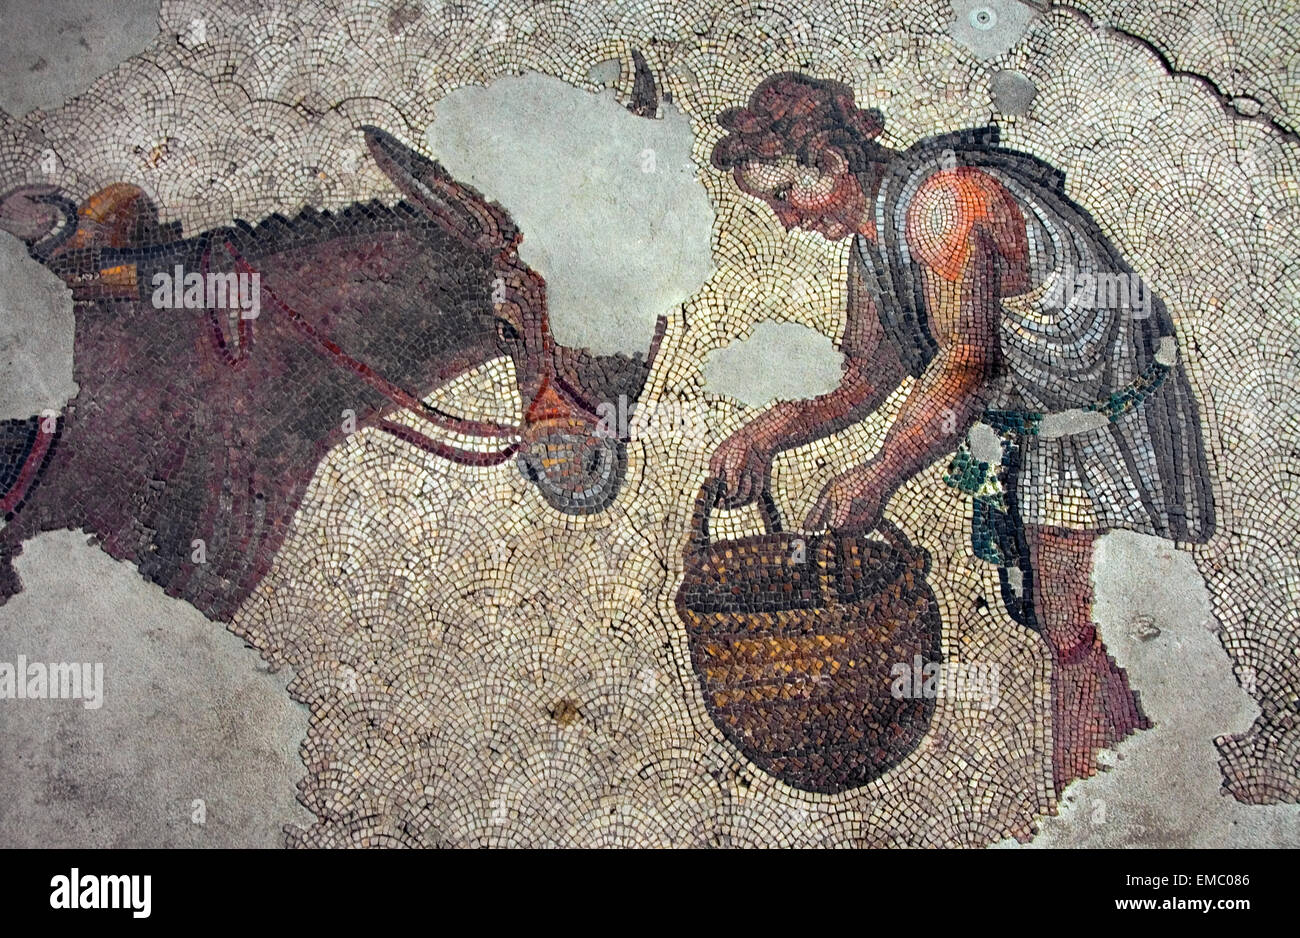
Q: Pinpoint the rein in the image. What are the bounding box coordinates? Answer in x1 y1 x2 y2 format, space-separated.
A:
220 241 522 466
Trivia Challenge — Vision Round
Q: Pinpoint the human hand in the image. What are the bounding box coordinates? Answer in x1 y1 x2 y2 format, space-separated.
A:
708 429 774 509
803 462 893 532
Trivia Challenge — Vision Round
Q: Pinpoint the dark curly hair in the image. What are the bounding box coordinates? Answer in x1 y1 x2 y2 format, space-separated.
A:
711 73 886 176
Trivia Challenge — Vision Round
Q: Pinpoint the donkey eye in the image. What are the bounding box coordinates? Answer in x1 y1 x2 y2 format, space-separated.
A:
496 319 521 344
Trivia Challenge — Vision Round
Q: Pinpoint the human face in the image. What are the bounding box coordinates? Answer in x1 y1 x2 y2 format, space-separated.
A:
736 153 868 241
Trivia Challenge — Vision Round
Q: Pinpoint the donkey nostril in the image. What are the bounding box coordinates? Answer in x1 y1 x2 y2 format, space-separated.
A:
518 433 625 514
517 451 541 482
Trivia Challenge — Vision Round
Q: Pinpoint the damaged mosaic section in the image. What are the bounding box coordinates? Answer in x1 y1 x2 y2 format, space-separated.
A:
0 0 1297 848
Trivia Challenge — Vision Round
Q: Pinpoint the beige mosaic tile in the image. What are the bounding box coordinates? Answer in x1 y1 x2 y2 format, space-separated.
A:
0 0 1296 846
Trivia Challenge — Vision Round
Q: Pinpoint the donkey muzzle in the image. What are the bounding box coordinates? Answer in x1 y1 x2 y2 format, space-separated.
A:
516 421 626 514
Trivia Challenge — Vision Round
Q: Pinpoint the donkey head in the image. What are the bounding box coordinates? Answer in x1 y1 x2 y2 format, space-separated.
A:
364 127 655 514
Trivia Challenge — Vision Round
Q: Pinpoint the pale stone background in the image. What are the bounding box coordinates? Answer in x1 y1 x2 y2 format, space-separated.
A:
0 0 1297 846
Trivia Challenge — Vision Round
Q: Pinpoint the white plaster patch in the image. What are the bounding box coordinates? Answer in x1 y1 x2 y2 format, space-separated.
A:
425 72 715 356
948 1 1038 60
702 321 844 407
0 0 159 117
0 234 77 420
1155 335 1178 366
0 531 312 846
1001 530 1300 847
1039 408 1110 439
968 421 1003 464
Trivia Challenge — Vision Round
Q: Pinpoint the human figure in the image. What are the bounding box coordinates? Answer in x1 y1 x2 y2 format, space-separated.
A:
707 73 1215 792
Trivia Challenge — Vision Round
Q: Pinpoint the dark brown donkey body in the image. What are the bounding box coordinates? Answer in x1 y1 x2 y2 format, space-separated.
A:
0 128 658 621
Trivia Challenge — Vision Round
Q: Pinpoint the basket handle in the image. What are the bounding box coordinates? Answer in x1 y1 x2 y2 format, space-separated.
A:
873 517 917 562
757 489 783 534
687 478 784 553
687 480 924 569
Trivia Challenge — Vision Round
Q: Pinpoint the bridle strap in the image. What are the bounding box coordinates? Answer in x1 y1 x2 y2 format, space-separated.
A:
221 240 522 464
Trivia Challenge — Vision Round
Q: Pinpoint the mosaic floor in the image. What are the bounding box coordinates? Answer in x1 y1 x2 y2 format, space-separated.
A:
0 0 1298 848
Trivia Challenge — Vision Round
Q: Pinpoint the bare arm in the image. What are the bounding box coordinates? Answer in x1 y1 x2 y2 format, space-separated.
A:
765 258 905 446
805 169 1024 530
710 250 904 506
861 233 997 482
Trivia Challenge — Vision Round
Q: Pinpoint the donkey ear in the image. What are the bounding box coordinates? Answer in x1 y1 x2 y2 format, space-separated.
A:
362 125 518 252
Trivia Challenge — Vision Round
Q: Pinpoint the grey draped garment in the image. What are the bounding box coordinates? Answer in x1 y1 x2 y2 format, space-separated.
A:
852 127 1214 545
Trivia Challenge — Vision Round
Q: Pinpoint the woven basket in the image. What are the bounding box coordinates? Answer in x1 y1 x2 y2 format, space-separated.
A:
675 481 943 793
